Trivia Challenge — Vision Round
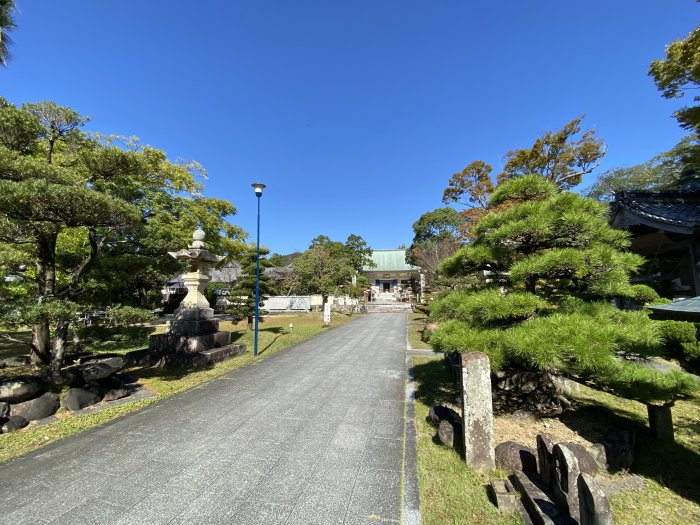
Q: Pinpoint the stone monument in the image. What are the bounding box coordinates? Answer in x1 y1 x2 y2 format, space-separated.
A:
149 229 231 353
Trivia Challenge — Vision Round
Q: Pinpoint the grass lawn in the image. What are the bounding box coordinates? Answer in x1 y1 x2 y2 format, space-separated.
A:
408 312 431 350
412 356 522 525
412 354 700 525
0 312 358 463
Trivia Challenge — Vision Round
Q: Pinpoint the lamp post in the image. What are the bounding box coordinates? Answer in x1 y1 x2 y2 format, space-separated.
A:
251 183 266 357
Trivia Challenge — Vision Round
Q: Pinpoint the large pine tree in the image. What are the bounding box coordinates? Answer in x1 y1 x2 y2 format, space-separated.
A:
431 175 697 408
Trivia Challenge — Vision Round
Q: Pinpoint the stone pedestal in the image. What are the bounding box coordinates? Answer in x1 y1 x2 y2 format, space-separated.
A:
149 331 231 353
460 352 495 472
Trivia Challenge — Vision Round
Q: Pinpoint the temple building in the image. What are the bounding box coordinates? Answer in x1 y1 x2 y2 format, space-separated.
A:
610 172 700 299
362 249 422 302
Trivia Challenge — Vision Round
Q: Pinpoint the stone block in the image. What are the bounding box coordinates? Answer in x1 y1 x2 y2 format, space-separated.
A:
647 403 674 442
0 415 28 433
148 331 231 353
553 443 581 522
460 351 495 472
169 319 220 336
536 433 555 489
577 472 613 525
62 387 101 411
511 471 560 525
489 479 518 514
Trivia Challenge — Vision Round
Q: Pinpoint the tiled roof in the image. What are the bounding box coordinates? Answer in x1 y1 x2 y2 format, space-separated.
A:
648 296 700 314
611 190 700 232
363 250 419 272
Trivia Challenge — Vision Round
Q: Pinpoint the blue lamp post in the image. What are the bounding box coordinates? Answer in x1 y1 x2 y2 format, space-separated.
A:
251 182 266 356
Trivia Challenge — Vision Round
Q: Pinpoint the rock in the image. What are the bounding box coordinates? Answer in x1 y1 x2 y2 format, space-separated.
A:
495 441 538 473
102 388 129 403
561 442 602 476
600 426 636 472
1 415 28 433
47 368 81 388
61 387 101 411
113 372 138 385
97 375 123 391
0 402 9 418
536 433 555 489
10 392 60 421
428 404 461 427
77 362 117 381
590 443 608 471
578 472 614 525
0 376 45 403
1 355 30 368
553 443 582 522
82 356 124 370
437 420 456 448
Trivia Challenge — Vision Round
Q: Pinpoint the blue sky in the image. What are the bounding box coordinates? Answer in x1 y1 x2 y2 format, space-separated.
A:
3 1 698 254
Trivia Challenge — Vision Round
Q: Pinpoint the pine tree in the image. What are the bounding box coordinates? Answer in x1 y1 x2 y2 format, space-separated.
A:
432 175 697 409
227 245 273 331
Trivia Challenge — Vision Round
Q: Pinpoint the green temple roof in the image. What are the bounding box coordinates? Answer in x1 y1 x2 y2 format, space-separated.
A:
647 296 700 321
363 250 419 272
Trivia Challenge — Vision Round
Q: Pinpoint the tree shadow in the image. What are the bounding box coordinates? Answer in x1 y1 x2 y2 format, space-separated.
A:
412 358 460 409
559 401 700 506
229 326 285 344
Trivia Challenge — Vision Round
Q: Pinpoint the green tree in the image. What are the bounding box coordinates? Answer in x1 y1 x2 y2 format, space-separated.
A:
649 24 700 135
291 234 372 300
0 100 245 368
226 245 273 331
0 0 15 67
498 116 606 190
433 176 696 407
407 207 462 283
587 135 700 200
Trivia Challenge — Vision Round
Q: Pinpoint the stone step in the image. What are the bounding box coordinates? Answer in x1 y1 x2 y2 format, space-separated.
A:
365 303 414 313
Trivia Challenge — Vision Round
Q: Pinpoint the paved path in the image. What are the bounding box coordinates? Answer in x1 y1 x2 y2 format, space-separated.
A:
1 314 415 525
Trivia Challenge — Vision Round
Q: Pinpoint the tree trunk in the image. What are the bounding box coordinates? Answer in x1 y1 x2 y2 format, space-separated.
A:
247 315 253 332
30 230 58 367
52 318 70 370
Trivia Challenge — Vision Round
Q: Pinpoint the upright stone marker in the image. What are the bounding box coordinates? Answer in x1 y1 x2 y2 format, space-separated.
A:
647 403 674 442
553 443 581 522
577 472 613 525
460 352 495 472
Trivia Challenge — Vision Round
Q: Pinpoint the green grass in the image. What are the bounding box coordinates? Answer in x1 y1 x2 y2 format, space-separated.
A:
572 385 700 525
412 356 522 525
0 312 358 463
408 312 432 350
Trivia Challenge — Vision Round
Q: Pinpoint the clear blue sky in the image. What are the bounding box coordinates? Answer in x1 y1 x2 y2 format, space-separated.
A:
3 1 698 254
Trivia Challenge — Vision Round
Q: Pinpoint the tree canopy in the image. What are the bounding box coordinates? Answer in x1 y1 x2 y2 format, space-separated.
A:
0 99 245 368
649 24 700 135
587 135 700 200
432 176 697 406
0 0 15 67
292 234 372 298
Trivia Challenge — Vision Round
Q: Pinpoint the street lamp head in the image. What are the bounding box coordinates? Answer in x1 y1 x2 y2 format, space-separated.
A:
251 182 266 197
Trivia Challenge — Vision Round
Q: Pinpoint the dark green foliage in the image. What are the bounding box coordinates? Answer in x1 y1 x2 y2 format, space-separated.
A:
430 289 549 328
657 320 697 347
432 175 698 403
226 245 273 329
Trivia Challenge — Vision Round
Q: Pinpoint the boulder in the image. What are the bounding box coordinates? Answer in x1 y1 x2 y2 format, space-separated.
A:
102 388 129 403
1 415 28 433
81 356 124 369
97 375 123 391
46 368 81 388
76 362 117 381
113 372 138 385
428 404 461 427
437 420 456 448
61 387 101 411
0 402 9 418
10 392 60 421
0 376 45 403
495 441 537 473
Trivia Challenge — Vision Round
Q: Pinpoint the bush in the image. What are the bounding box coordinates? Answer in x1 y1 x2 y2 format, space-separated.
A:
656 320 697 347
429 319 506 370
